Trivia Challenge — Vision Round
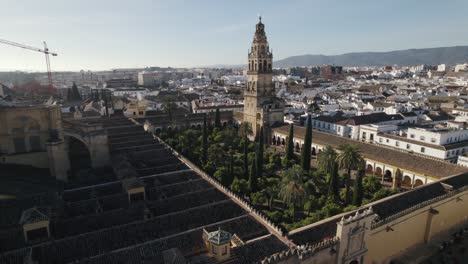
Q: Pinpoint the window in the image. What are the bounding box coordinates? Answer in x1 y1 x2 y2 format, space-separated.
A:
420 136 425 141
421 147 425 153
338 126 341 132
212 245 217 254
431 138 436 143
379 138 383 143
362 132 367 139
406 144 411 150
410 134 415 138
386 139 390 143
222 245 227 255
395 141 400 147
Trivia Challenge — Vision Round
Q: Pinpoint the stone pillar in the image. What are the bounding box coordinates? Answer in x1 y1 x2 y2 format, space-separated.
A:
46 140 70 182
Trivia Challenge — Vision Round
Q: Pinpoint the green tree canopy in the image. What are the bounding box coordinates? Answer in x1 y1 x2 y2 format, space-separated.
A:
256 126 264 179
214 107 221 128
248 157 257 193
201 115 208 165
300 114 312 172
336 144 364 205
285 124 295 163
279 165 308 221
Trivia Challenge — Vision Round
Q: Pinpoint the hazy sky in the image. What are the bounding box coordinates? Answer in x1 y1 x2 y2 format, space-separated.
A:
1 0 468 71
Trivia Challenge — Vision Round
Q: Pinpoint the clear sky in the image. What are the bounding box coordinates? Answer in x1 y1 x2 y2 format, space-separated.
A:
1 0 468 71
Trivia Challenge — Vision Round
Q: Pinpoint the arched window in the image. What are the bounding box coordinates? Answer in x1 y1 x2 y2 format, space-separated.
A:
264 60 267 71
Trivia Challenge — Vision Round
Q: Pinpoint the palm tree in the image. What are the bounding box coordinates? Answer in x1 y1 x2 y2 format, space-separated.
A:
239 122 253 138
336 144 364 205
279 165 308 221
317 146 339 200
317 146 338 175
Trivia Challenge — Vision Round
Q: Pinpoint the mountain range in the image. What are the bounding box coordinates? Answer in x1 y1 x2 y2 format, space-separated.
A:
274 46 468 68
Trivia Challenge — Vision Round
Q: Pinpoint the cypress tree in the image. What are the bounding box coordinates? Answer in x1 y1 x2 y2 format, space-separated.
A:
243 136 249 179
249 157 257 193
71 82 81 101
286 124 294 161
353 165 365 206
256 126 264 179
201 115 208 165
214 107 221 128
66 88 72 101
301 114 312 172
395 168 403 188
328 163 340 201
228 149 235 186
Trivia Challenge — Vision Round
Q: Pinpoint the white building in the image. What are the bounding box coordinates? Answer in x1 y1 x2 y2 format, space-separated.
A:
370 127 468 162
109 88 148 99
312 112 410 140
221 75 247 86
455 63 468 73
437 64 446 72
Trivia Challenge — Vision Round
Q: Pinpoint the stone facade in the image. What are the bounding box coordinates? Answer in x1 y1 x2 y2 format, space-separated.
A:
0 104 62 155
243 17 284 138
261 174 468 264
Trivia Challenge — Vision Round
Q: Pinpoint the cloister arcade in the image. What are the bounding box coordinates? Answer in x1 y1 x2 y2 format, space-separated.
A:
271 133 433 190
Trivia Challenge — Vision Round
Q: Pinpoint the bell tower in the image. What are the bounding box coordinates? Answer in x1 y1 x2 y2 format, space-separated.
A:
243 17 284 138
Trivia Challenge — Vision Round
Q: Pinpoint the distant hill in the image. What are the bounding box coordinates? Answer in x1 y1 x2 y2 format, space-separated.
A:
274 46 468 67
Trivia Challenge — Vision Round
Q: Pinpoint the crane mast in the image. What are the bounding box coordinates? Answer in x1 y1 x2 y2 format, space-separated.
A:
0 38 58 95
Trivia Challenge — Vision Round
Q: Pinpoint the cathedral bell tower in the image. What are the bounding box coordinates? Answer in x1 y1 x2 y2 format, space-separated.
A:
243 17 284 139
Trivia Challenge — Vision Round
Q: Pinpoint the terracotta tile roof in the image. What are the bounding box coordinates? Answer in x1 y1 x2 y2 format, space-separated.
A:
335 112 404 126
273 125 468 179
312 112 346 123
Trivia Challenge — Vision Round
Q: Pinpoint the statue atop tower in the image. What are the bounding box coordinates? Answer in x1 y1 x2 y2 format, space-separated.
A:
242 17 284 140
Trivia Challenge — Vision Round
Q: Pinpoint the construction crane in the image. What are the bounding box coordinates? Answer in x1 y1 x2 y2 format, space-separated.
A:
0 38 58 95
